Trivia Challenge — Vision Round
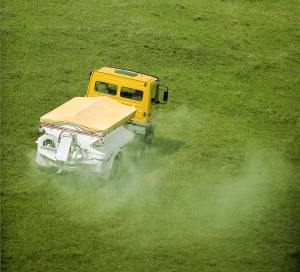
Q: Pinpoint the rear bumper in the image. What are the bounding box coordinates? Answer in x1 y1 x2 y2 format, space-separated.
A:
36 151 109 177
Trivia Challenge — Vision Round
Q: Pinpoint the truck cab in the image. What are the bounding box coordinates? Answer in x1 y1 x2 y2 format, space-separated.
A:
86 67 168 125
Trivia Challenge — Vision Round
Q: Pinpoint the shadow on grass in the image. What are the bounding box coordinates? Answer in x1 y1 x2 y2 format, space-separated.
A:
153 136 185 156
133 136 185 172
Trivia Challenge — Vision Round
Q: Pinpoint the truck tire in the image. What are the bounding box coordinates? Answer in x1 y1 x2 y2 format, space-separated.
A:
144 126 155 147
109 154 122 180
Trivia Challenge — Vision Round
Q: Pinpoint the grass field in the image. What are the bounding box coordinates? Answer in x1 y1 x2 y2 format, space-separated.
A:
1 0 300 271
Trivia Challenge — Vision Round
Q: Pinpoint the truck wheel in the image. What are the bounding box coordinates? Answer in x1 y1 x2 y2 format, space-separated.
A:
109 155 122 180
144 126 154 147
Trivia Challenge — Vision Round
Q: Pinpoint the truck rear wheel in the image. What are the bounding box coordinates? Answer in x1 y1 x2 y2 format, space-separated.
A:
109 155 122 180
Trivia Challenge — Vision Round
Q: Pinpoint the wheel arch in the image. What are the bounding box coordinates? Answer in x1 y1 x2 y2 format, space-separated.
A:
107 149 124 169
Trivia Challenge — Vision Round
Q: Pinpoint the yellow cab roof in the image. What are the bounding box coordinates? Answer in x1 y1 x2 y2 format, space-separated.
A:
40 97 136 135
94 67 158 85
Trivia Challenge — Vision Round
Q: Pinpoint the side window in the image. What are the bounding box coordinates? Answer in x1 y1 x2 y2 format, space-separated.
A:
94 81 117 96
151 85 158 104
120 87 143 102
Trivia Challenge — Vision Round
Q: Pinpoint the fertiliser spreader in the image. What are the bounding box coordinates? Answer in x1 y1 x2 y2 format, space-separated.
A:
36 67 168 179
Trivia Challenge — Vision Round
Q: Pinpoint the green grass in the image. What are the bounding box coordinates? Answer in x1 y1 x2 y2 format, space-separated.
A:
1 0 300 271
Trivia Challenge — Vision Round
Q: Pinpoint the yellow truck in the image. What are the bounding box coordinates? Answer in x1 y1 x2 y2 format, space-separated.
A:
36 67 168 179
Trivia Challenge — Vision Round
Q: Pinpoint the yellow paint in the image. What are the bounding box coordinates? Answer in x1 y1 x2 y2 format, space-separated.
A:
40 97 136 134
86 67 160 124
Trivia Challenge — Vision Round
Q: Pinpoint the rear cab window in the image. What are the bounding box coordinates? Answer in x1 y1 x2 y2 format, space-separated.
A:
94 81 118 96
120 87 143 102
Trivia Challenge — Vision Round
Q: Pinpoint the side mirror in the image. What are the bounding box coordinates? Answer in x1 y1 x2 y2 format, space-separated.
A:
158 85 168 104
163 91 168 103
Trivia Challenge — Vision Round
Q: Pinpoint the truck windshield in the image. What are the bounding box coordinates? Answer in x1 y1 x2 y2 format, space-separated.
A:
94 81 117 96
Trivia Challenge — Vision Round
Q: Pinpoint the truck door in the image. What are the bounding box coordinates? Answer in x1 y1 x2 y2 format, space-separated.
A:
148 85 159 123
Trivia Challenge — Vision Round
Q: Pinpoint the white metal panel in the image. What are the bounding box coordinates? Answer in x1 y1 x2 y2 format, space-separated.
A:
56 137 73 161
97 126 135 156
